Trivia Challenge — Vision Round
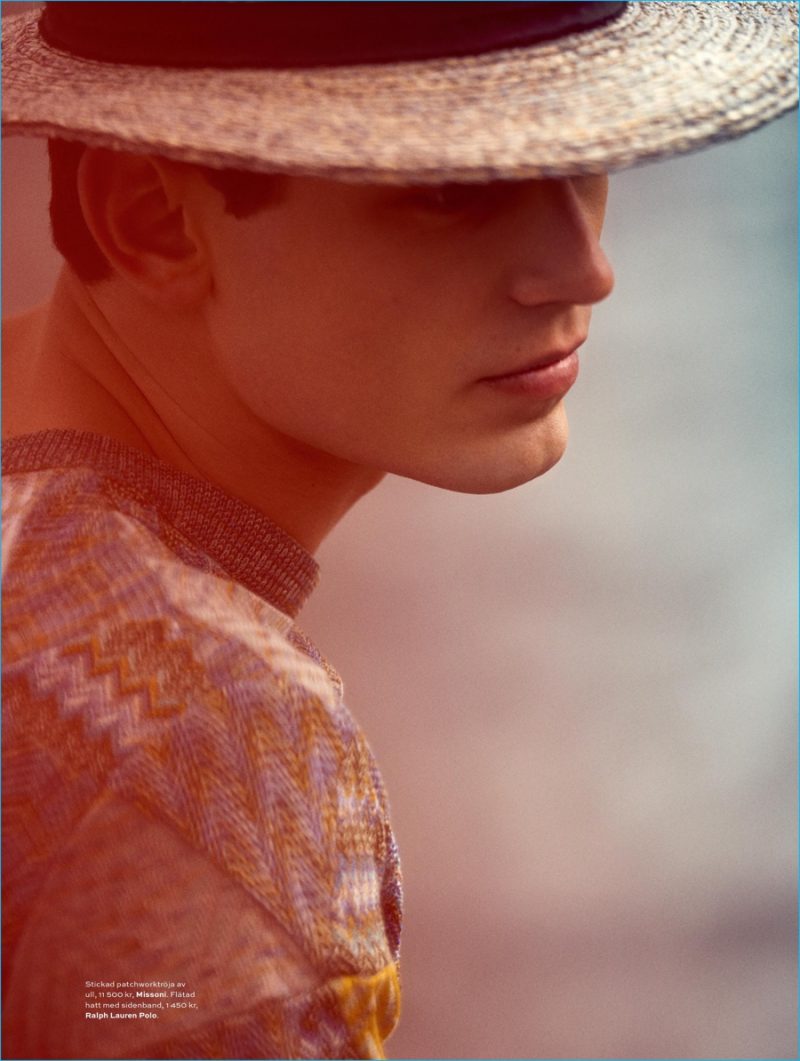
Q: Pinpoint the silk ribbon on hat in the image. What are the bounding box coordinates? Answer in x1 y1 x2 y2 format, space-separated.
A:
39 1 628 68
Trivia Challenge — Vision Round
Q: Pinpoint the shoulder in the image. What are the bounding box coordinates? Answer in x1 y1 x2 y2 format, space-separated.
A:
3 462 397 972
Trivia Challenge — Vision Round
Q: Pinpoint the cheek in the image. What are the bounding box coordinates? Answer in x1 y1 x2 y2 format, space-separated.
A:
203 269 425 456
200 208 510 469
207 236 456 423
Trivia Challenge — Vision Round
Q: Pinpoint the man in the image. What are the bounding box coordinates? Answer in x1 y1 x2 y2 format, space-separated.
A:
2 3 796 1059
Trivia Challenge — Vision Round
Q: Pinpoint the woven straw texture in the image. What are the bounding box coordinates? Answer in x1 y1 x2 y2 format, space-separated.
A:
3 2 798 182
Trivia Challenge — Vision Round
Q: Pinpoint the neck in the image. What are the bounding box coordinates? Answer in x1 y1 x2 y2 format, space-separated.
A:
3 268 383 551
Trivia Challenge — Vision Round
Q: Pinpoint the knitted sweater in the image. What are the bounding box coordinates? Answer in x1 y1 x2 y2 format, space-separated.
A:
2 430 402 1061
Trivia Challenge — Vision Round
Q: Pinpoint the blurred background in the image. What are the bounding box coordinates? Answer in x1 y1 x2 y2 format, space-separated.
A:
3 3 797 1056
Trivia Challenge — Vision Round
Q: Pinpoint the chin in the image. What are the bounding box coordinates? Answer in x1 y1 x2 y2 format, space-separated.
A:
443 445 567 495
409 409 570 495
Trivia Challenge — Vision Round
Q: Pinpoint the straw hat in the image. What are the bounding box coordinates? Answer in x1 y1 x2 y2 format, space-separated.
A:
2 2 798 184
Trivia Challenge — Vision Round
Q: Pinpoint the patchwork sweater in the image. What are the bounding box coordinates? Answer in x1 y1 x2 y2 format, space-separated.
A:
2 429 402 1060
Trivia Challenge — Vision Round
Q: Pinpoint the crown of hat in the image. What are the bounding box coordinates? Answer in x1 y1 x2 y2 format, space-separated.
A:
39 1 628 69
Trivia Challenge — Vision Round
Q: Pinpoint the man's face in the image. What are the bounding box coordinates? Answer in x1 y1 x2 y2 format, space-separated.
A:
198 173 614 494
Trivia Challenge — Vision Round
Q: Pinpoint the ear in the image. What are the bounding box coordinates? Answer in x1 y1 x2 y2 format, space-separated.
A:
76 148 212 306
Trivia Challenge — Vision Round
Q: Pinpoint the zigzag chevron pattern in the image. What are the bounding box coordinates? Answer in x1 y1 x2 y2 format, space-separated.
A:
3 431 402 1059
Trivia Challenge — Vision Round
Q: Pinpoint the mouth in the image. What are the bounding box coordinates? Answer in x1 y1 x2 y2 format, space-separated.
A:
478 340 586 399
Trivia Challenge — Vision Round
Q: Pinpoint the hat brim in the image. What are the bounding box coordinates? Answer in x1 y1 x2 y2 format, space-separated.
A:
2 2 798 183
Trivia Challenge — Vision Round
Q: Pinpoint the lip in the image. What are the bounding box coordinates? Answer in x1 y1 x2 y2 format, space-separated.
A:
479 343 584 400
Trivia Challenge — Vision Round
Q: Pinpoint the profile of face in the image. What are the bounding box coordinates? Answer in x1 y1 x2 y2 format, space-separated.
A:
195 172 614 494
83 154 613 500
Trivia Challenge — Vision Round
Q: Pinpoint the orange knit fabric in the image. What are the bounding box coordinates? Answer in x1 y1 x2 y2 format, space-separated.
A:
2 430 402 1060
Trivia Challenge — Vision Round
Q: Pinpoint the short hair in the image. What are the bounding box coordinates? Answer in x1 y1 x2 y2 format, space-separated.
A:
48 138 286 283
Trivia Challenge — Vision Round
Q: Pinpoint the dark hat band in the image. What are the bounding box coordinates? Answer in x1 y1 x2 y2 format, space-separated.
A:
39 2 628 70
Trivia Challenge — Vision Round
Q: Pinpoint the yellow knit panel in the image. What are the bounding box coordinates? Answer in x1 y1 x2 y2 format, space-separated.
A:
328 964 401 1059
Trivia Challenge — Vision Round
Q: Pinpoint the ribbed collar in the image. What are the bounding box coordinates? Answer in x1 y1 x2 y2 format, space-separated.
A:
2 429 319 619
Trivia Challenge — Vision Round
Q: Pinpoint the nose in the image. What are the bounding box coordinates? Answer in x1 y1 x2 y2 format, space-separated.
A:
508 177 615 309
